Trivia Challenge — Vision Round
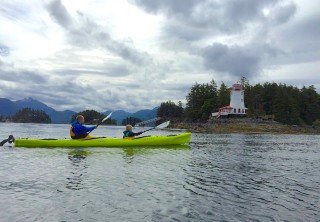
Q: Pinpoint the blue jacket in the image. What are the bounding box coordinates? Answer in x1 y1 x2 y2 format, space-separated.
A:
71 121 95 136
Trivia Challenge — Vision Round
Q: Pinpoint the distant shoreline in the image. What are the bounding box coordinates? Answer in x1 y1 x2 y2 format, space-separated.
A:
170 121 320 135
1 121 319 135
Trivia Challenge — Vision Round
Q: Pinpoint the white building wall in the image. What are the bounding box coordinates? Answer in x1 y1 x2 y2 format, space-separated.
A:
230 90 245 108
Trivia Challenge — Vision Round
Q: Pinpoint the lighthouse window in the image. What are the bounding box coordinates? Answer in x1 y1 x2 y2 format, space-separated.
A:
238 109 241 113
234 108 236 113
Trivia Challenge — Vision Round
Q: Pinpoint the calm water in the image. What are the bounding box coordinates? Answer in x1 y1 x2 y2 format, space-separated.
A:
0 123 319 222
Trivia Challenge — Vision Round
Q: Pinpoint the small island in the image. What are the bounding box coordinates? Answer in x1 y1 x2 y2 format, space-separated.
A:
10 108 51 124
71 110 117 125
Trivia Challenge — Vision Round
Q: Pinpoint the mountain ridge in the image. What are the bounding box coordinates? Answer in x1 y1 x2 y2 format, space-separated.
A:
0 97 158 124
104 107 158 124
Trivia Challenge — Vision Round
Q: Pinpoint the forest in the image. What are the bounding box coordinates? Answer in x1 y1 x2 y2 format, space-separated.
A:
71 110 117 125
157 78 320 126
9 108 52 123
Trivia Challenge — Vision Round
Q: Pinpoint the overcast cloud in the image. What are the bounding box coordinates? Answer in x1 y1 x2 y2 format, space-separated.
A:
0 0 319 111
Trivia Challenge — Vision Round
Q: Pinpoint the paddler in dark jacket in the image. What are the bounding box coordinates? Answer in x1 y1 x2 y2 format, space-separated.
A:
123 125 143 138
70 115 96 139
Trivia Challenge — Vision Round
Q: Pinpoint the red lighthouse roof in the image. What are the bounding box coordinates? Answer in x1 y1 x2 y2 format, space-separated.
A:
232 83 243 91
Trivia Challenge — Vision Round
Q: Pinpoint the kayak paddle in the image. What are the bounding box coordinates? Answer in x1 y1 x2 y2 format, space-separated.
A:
141 121 170 134
88 112 112 134
134 117 161 127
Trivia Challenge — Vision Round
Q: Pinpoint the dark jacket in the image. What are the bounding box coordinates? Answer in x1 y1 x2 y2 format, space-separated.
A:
123 130 142 138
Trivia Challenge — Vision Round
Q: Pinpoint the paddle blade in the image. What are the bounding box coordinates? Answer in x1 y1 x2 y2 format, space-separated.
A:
156 121 170 129
102 112 112 123
135 117 161 127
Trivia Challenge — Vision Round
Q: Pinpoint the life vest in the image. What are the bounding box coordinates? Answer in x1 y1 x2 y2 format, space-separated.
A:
123 130 134 138
70 126 75 138
70 125 93 140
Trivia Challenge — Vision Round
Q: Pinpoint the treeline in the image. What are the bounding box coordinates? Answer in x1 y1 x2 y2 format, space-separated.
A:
157 80 230 122
0 108 52 123
244 81 320 125
121 117 142 126
0 116 7 122
71 110 117 125
157 78 320 126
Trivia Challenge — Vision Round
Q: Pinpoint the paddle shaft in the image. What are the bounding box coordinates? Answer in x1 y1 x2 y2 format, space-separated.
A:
88 113 112 134
87 122 103 134
140 121 170 134
134 117 161 127
142 127 157 133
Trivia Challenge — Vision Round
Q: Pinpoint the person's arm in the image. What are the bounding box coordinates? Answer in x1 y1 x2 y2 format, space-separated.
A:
123 131 142 138
84 125 96 133
133 131 143 136
75 125 96 135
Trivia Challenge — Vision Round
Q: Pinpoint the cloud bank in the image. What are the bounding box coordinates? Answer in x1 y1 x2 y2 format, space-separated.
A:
0 0 319 111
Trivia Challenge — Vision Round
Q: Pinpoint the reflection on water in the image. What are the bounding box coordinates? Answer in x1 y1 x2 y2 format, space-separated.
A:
66 150 91 190
122 145 191 163
183 133 320 221
0 124 320 221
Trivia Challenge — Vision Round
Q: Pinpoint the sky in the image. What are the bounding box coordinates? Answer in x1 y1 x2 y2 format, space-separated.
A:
0 0 319 112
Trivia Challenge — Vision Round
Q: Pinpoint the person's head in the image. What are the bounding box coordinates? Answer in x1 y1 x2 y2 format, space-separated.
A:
125 125 133 131
76 115 85 124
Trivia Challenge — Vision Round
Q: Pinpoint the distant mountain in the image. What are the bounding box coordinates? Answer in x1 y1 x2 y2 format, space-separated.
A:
104 107 158 124
50 110 76 124
15 97 76 123
0 97 158 124
133 107 158 121
15 97 55 114
0 97 76 124
104 110 132 124
0 98 19 116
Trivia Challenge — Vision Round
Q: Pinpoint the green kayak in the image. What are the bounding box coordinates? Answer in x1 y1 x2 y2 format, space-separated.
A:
14 133 191 148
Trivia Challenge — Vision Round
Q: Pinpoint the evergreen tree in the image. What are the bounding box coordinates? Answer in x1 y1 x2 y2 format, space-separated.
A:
122 117 142 126
245 84 265 117
252 84 265 116
273 85 300 125
217 82 230 108
240 76 250 89
71 110 117 125
185 79 218 121
12 108 51 123
299 86 320 125
157 101 184 119
262 82 278 115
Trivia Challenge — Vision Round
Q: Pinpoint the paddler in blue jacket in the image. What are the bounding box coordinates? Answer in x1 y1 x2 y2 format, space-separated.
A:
70 115 96 139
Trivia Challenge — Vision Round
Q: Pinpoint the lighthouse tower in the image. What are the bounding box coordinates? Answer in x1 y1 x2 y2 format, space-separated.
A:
212 82 248 118
229 82 247 115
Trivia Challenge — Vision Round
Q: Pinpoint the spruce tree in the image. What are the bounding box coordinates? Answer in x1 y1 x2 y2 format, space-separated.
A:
217 82 230 108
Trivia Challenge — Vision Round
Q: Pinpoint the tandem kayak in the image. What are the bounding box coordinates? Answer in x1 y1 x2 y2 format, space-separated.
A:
14 133 191 148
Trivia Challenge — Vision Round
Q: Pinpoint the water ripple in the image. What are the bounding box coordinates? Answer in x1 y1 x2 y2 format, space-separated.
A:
0 124 320 221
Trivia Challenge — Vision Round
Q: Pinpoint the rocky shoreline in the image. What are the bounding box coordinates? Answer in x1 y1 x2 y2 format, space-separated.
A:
169 119 320 135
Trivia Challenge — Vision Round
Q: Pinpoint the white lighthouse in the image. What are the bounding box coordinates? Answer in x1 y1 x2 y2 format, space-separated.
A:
212 82 248 118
